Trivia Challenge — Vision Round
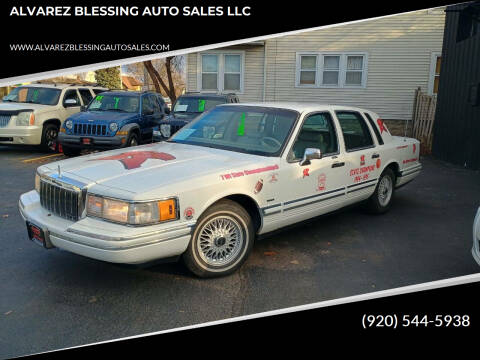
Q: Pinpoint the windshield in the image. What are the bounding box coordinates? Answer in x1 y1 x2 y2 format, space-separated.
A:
173 97 225 114
87 94 139 113
169 106 298 156
3 87 61 105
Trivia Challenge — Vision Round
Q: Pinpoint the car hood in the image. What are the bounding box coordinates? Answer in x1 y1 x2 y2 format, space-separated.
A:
39 142 271 197
69 111 138 123
0 102 52 112
166 112 201 121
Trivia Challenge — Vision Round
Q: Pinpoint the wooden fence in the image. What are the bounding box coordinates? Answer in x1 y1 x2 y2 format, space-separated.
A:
412 87 437 154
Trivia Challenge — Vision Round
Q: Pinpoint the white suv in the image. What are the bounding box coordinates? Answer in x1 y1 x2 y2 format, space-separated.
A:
0 83 107 149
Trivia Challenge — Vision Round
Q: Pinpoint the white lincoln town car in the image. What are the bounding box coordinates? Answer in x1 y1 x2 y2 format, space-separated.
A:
19 103 422 277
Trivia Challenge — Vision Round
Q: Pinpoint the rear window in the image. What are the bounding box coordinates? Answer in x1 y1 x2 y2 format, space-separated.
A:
336 111 374 151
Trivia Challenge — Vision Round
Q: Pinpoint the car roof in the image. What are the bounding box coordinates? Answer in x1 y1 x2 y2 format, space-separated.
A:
100 90 145 97
22 83 107 89
217 102 374 114
179 93 233 99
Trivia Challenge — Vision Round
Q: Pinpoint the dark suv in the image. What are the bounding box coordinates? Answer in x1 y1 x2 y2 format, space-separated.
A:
153 93 239 141
59 91 168 156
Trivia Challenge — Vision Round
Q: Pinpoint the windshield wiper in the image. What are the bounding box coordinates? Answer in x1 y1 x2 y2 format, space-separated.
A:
105 108 128 112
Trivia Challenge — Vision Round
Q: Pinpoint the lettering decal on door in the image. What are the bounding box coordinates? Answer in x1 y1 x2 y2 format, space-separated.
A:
317 173 327 191
254 179 264 194
360 155 365 166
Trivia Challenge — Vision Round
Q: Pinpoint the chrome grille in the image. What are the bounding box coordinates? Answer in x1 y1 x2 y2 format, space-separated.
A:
73 123 107 136
0 115 11 128
40 180 80 221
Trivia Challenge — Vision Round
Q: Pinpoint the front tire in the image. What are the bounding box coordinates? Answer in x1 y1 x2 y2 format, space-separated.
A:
183 199 254 278
367 168 396 214
40 123 59 151
126 132 139 147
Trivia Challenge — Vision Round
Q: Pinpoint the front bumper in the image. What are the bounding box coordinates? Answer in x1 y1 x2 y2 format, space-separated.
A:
0 126 42 145
472 208 480 266
58 132 126 149
19 190 194 264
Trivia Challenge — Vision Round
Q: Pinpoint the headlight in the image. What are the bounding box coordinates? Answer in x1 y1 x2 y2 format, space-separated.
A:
35 172 41 193
65 120 73 130
160 124 171 138
109 123 118 132
16 111 34 126
86 195 178 225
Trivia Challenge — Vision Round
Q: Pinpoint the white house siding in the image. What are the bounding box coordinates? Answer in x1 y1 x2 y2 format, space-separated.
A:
185 8 445 121
186 45 265 102
264 9 445 120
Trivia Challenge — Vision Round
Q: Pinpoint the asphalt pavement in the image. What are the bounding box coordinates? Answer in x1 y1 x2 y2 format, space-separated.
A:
0 144 479 358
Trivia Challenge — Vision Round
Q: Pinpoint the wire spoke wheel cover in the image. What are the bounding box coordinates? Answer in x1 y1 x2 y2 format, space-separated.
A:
377 175 393 206
197 215 244 267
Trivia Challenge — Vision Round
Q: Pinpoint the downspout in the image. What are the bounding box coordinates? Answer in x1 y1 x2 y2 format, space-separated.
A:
262 43 267 102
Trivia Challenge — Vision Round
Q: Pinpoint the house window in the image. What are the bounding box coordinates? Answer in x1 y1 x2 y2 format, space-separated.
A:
199 52 244 92
224 55 241 91
299 55 317 85
322 56 340 85
345 56 364 86
296 52 367 88
429 53 442 95
201 54 219 90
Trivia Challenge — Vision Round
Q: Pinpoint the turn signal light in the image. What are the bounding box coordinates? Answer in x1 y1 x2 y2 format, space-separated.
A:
158 199 176 221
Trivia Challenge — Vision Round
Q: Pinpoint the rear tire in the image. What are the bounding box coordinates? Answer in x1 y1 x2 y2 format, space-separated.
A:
62 146 82 157
40 123 59 151
183 199 254 278
367 168 396 214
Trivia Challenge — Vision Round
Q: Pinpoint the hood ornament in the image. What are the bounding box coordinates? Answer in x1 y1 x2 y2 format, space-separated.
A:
58 165 62 178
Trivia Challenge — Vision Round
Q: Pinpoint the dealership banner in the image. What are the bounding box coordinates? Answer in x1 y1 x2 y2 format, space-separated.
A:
0 0 457 79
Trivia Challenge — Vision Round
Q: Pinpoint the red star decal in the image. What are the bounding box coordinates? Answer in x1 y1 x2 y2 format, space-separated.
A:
303 168 310 178
90 151 176 170
377 118 388 134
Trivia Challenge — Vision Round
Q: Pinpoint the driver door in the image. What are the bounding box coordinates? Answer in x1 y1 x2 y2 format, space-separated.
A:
276 112 348 224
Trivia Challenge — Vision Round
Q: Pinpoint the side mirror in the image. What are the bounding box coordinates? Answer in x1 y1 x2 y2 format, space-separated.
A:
143 109 154 116
64 98 78 107
164 107 171 115
300 148 322 166
80 105 87 112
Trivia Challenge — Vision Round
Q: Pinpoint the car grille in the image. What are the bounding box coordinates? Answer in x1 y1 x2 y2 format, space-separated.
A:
0 114 11 128
73 123 107 136
40 180 81 221
170 124 184 135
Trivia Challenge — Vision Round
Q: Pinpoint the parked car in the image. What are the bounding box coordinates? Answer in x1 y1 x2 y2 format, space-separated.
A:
58 91 168 156
0 83 107 149
20 103 421 277
472 207 480 266
153 92 239 141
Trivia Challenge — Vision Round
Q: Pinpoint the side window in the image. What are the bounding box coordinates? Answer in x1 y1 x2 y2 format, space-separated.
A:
78 89 93 105
336 111 374 151
142 96 154 114
290 112 338 161
63 90 80 106
149 95 162 113
93 89 106 95
156 96 165 111
363 112 384 145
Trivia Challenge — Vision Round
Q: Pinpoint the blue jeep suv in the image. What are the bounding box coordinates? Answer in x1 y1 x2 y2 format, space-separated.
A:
58 90 168 156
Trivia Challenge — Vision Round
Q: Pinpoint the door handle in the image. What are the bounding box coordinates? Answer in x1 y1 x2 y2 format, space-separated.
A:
332 162 345 168
371 153 380 159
